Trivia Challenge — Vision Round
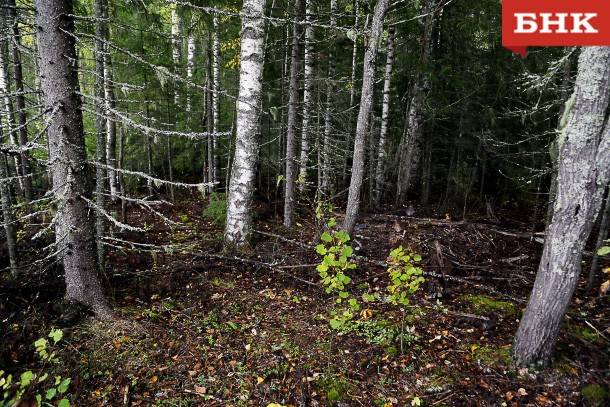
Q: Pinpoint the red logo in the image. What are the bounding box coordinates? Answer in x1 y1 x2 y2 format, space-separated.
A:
502 0 610 57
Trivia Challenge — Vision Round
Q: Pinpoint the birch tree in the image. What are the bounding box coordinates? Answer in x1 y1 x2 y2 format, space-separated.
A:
35 0 111 316
283 0 304 228
298 0 314 193
374 26 394 204
320 0 337 197
224 0 266 247
211 14 221 187
513 47 610 366
94 0 108 271
343 0 390 235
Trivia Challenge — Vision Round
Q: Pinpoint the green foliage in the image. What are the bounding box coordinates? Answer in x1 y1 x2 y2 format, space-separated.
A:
459 294 518 317
386 246 424 306
202 193 227 225
317 374 354 403
581 384 608 406
597 245 610 256
1 329 70 407
315 217 360 329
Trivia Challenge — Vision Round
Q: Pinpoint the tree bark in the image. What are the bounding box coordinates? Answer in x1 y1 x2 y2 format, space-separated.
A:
283 0 304 228
513 47 610 366
186 19 195 113
105 35 119 203
343 0 390 235
298 0 314 194
0 116 18 277
6 0 32 205
396 0 436 204
94 0 108 272
224 0 266 246
212 14 221 187
320 0 337 198
35 0 111 316
586 185 610 291
374 27 394 204
171 5 181 106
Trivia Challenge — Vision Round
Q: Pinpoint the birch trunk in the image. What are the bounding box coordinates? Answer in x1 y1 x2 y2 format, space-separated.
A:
212 14 221 187
396 0 436 204
320 0 337 197
94 0 108 272
224 0 265 246
373 27 394 204
0 117 18 277
283 0 304 228
104 39 119 202
298 0 314 193
343 0 390 235
6 0 32 204
186 21 195 113
35 0 111 316
171 5 181 106
513 47 610 366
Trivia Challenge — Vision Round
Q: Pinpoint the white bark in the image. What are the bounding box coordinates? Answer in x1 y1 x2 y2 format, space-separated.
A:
374 27 394 204
298 0 314 193
171 6 181 105
0 117 18 277
186 24 196 112
343 0 390 234
224 0 266 246
321 0 337 197
212 14 221 186
513 47 610 366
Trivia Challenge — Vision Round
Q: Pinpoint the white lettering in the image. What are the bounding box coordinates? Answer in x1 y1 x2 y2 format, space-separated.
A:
539 13 569 34
515 13 538 34
571 13 598 33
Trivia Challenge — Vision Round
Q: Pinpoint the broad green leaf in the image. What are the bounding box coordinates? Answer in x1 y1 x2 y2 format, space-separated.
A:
315 244 327 255
57 377 71 393
46 387 57 400
320 232 332 242
597 246 610 256
48 329 63 344
58 398 70 407
20 371 34 387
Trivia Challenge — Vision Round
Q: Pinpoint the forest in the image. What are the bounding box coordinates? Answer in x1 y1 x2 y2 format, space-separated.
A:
0 0 609 405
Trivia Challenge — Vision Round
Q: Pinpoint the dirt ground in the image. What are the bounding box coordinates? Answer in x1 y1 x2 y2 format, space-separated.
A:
1 198 609 406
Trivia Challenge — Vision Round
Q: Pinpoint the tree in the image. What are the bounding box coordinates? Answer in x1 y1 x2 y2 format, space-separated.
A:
298 0 314 194
283 0 304 228
0 115 17 277
343 0 390 235
374 27 395 204
224 0 266 247
513 47 610 366
35 0 111 317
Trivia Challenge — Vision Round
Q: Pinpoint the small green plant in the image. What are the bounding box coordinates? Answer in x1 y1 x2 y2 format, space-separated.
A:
1 329 71 407
202 192 227 225
386 246 424 306
315 217 360 329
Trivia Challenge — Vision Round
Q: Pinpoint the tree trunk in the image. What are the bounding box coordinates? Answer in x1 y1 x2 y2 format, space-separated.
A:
212 14 221 187
35 0 111 317
206 55 214 194
94 0 108 272
0 117 18 277
374 27 394 204
343 0 390 235
6 0 32 205
186 20 195 113
320 0 337 198
513 47 610 366
298 0 314 194
283 0 304 228
396 0 436 204
224 0 266 246
586 185 610 291
171 5 181 106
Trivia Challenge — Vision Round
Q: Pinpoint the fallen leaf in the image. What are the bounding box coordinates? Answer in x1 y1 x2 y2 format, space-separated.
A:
517 388 527 396
194 385 206 395
257 376 264 384
149 376 158 384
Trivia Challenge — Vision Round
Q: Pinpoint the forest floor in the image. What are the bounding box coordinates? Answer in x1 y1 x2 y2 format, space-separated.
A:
1 197 609 406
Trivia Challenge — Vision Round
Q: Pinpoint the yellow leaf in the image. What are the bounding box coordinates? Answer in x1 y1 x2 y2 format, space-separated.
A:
360 309 373 319
257 376 264 384
470 344 479 353
149 375 158 384
267 404 286 407
599 280 610 296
